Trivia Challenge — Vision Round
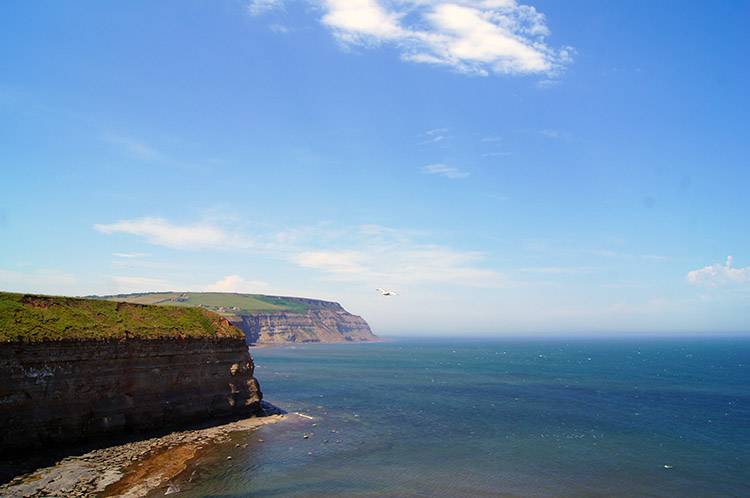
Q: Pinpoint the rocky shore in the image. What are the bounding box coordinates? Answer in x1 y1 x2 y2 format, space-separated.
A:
0 407 284 498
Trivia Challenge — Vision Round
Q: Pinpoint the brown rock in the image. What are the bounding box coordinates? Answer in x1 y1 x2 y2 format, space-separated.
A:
0 337 263 454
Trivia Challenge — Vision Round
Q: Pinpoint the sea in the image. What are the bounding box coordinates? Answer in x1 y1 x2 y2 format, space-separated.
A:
167 337 748 497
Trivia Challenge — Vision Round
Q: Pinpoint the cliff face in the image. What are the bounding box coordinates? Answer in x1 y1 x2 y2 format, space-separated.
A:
232 298 379 344
0 337 262 453
0 292 263 455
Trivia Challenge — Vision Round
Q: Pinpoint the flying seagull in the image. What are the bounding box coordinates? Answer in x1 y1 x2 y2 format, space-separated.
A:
376 288 397 296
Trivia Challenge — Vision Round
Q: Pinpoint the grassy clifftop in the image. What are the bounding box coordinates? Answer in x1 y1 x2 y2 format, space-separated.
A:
99 292 315 320
0 292 245 342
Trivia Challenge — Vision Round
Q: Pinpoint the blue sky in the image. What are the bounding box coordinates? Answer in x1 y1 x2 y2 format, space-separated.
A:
1 0 749 336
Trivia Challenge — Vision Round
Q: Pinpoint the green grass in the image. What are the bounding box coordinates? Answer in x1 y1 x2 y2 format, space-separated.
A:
0 292 245 342
99 292 314 315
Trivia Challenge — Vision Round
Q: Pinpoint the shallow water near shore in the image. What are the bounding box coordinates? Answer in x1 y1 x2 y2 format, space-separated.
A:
170 337 748 497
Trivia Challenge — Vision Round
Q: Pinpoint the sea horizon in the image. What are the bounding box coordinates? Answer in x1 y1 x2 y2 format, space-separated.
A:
166 335 748 497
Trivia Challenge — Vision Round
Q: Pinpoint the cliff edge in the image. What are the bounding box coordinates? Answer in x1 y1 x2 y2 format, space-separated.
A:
0 292 263 455
102 292 380 345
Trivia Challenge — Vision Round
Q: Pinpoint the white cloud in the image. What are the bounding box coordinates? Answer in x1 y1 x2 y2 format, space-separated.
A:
421 163 469 179
205 275 270 292
322 0 405 43
95 217 253 251
686 256 750 287
318 0 572 77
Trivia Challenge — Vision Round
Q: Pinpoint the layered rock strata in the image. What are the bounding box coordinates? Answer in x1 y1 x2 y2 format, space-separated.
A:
232 298 378 344
0 337 262 454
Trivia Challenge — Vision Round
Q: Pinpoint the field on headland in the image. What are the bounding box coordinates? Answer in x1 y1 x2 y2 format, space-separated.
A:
99 292 313 321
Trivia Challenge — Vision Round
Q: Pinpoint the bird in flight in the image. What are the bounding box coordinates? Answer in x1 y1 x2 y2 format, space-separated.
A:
376 288 397 296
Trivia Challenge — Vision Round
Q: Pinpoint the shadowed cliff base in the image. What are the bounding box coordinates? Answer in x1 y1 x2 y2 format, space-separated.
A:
0 401 285 485
0 402 286 497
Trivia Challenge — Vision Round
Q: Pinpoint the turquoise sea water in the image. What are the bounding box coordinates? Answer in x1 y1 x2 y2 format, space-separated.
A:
171 338 748 497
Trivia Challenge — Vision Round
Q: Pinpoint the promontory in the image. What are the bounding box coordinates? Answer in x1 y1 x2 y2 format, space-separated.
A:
0 291 264 455
99 292 380 345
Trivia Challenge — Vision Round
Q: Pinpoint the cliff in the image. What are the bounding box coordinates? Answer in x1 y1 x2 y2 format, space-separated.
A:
232 297 377 344
101 292 380 345
0 292 263 454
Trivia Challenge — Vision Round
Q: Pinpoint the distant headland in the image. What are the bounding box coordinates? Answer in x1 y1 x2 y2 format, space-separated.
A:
96 291 381 345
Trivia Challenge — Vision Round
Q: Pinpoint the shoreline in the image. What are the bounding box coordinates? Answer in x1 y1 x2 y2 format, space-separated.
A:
248 337 388 349
0 412 285 498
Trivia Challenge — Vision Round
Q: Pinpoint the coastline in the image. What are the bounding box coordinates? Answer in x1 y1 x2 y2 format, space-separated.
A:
0 341 378 497
0 412 285 498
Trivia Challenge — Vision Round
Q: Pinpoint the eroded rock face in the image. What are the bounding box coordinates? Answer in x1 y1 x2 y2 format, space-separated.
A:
0 337 262 454
231 298 379 344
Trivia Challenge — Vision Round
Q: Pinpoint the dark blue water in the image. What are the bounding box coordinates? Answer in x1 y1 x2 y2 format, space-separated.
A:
171 338 749 497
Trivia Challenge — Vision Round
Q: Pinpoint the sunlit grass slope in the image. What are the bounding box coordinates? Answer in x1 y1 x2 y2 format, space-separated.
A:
101 292 313 320
0 292 244 342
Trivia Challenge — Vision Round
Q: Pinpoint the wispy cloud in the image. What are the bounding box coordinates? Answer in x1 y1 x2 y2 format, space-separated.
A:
247 0 285 16
540 297 691 320
255 1 572 77
112 252 149 259
686 256 750 287
516 266 597 275
537 128 565 139
482 151 513 157
482 135 503 143
416 128 450 146
96 216 344 253
602 298 690 315
108 275 169 287
417 135 447 146
295 245 503 287
524 128 578 141
100 133 168 163
205 275 270 292
269 23 291 34
421 163 469 179
95 215 503 288
292 223 505 287
0 268 76 288
95 217 255 251
295 251 372 276
591 250 618 257
100 133 205 171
